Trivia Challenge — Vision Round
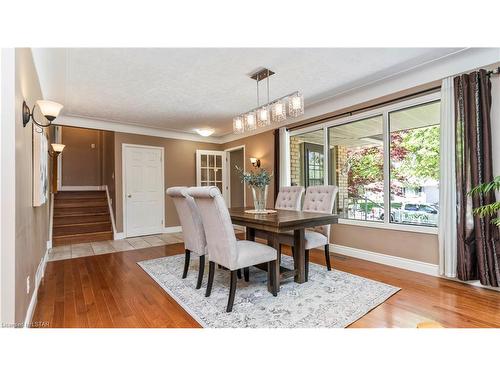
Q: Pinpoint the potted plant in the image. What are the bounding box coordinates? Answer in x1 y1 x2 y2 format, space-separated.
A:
235 166 273 212
469 176 500 227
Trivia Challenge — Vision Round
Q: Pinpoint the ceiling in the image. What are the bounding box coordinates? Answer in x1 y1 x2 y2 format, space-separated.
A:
44 48 462 137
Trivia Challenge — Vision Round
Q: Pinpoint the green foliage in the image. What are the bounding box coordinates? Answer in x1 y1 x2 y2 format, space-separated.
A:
235 165 272 189
469 176 500 227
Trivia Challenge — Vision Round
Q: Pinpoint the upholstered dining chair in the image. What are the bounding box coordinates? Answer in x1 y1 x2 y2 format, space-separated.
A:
188 186 279 312
166 186 207 289
274 186 305 211
301 185 338 278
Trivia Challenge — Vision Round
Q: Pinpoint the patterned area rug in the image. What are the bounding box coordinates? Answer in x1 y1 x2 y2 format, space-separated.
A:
138 254 400 328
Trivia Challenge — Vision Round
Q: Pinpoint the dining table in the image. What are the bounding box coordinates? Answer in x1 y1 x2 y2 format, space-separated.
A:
228 207 338 291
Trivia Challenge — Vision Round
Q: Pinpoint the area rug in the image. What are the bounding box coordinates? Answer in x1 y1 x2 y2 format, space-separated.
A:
138 254 400 328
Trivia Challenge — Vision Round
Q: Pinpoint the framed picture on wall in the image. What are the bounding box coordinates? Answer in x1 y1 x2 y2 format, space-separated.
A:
33 127 49 207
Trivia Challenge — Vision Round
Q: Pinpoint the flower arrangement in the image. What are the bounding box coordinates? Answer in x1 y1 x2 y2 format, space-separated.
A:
235 165 273 188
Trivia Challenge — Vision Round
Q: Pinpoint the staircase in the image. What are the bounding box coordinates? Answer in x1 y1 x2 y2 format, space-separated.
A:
52 191 113 246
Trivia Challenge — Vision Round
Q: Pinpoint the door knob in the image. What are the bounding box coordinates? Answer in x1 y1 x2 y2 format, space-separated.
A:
128 194 132 198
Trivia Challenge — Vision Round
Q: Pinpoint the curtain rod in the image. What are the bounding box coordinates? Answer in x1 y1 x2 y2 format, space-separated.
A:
487 66 500 76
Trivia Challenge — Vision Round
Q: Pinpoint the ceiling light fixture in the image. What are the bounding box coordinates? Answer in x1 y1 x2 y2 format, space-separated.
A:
233 68 304 134
195 128 215 137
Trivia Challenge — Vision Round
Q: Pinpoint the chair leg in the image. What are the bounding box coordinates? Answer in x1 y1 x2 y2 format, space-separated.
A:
182 249 191 279
305 250 309 281
243 267 249 282
237 269 242 279
196 255 205 289
324 244 332 271
227 270 237 312
205 261 215 297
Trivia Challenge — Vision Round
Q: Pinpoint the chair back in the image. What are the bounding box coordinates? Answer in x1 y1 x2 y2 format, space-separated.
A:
188 186 238 269
275 186 305 211
166 186 207 255
302 185 339 237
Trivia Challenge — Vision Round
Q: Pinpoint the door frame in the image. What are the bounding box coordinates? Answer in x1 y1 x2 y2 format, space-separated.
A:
122 143 165 238
224 145 246 208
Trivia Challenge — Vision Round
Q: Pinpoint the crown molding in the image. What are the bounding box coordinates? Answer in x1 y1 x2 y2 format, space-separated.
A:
55 115 225 144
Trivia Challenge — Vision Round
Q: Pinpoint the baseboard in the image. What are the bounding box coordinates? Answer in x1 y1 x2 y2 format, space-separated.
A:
162 226 182 234
24 246 49 328
331 244 439 277
114 232 126 240
59 185 105 191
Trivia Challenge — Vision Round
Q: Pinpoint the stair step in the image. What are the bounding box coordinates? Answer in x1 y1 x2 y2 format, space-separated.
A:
53 222 112 236
53 231 113 246
53 213 110 225
55 191 106 200
55 199 108 208
54 206 109 216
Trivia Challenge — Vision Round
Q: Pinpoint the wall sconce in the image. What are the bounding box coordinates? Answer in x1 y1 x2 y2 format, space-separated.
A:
22 100 63 128
48 143 65 157
250 157 261 168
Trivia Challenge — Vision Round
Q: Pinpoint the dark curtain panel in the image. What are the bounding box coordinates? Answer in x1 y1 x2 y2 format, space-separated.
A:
454 69 500 286
273 129 280 204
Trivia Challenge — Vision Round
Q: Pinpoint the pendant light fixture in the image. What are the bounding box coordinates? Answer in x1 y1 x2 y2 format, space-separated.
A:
232 68 304 134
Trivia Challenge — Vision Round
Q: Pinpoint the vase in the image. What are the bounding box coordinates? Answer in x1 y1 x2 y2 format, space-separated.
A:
251 185 268 212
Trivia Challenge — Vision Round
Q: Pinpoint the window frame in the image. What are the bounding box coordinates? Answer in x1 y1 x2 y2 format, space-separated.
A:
289 91 440 234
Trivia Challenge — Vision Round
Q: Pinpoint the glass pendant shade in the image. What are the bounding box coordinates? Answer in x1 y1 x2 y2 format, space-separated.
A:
288 92 304 117
271 100 287 122
233 116 244 134
244 111 257 131
36 100 63 121
257 106 270 127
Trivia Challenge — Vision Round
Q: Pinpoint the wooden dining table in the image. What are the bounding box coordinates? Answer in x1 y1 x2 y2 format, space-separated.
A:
229 207 338 289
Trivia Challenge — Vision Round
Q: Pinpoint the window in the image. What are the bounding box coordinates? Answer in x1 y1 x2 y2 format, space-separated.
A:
287 93 440 230
328 116 384 221
389 101 440 227
290 129 324 187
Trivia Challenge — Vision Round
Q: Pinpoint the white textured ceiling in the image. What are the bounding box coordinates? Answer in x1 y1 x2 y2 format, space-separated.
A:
55 48 462 136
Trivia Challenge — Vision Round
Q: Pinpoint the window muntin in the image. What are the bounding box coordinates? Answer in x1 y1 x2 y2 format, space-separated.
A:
328 116 384 221
388 101 440 227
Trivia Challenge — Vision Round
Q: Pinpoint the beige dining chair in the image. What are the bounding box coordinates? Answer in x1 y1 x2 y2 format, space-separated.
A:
166 186 207 289
274 186 305 211
188 186 279 312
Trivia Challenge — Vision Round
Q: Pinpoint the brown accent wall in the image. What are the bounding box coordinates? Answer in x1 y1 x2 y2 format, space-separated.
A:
61 127 103 186
113 132 220 232
331 224 439 264
228 148 244 207
221 130 275 208
14 48 54 323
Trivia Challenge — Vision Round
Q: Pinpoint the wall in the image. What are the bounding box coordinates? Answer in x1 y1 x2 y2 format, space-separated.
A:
113 132 220 232
14 48 53 324
61 127 103 187
101 131 115 216
221 130 275 208
229 148 244 207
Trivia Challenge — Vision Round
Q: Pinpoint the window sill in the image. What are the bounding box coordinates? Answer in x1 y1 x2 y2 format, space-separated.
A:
336 218 438 235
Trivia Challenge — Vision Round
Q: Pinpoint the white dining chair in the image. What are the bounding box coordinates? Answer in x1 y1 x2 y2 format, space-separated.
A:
274 186 305 211
188 186 279 312
166 186 207 289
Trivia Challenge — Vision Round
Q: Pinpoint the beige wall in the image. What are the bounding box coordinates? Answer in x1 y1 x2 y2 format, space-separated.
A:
222 130 275 208
228 148 244 207
331 224 438 264
101 131 115 216
61 127 103 186
14 48 53 323
113 132 220 232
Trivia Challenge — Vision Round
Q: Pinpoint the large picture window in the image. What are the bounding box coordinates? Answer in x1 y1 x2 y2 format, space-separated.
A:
288 93 440 231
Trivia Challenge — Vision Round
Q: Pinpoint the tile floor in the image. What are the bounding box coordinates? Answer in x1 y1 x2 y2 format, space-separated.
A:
47 228 245 262
48 232 185 261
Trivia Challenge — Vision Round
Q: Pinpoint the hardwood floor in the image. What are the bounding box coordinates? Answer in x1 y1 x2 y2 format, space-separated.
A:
32 238 500 328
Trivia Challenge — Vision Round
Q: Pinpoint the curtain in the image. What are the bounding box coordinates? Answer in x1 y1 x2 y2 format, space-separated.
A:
454 69 500 287
278 127 290 188
438 77 457 278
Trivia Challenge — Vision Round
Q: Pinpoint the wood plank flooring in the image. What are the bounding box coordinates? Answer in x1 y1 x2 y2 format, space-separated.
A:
32 238 500 328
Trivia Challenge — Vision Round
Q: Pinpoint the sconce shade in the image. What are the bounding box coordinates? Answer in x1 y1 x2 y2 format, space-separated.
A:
36 100 63 121
249 157 261 168
51 143 66 153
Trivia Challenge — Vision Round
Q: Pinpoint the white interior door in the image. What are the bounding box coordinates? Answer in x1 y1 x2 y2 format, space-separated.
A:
196 150 227 203
123 144 164 237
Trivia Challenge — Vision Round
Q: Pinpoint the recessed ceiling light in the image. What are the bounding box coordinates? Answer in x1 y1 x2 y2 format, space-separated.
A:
195 128 215 137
